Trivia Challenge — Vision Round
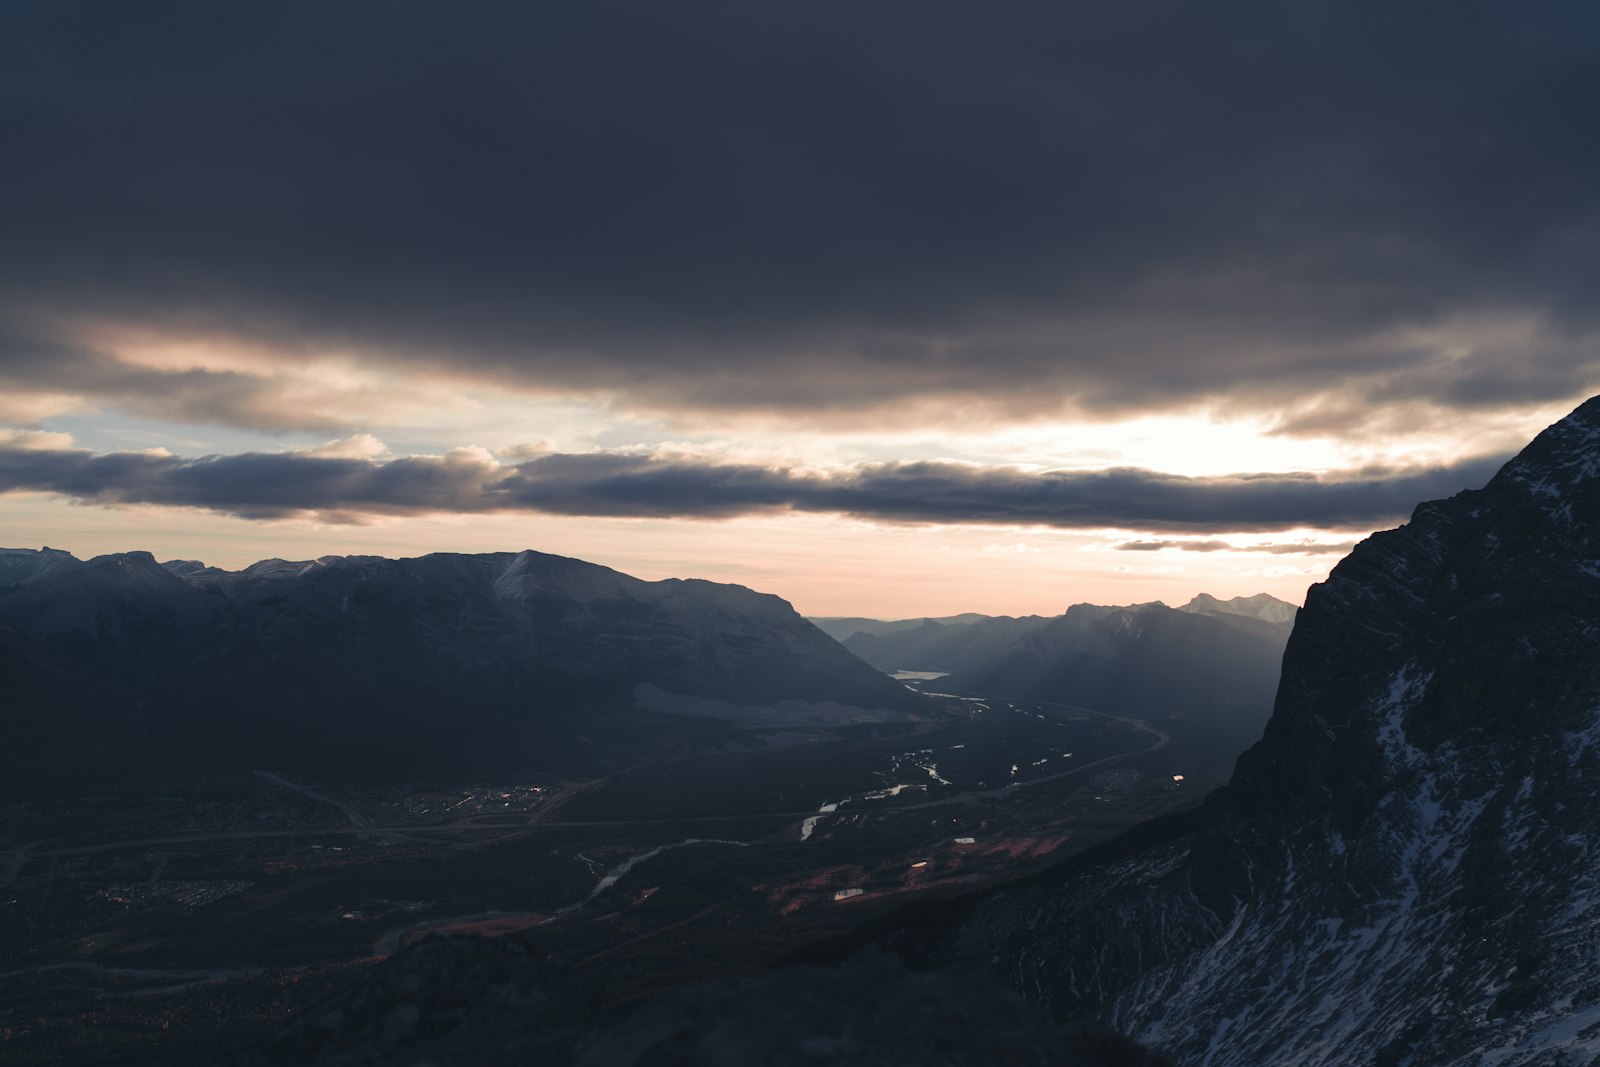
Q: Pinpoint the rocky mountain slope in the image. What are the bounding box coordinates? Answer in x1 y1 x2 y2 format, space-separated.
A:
0 549 917 769
0 615 127 751
241 939 1169 1067
908 397 1600 1065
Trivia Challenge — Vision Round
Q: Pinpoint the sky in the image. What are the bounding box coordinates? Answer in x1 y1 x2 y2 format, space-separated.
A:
2 2 1597 617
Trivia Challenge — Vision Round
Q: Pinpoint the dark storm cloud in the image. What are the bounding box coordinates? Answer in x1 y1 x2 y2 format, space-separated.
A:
0 334 349 431
2 1 1598 424
0 440 1507 532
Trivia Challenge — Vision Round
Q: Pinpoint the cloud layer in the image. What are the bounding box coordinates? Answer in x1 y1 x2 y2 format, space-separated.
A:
2 2 1598 431
1115 539 1359 555
0 439 1507 533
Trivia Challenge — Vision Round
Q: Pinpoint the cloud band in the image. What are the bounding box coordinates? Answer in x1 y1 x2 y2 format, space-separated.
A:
0 440 1506 533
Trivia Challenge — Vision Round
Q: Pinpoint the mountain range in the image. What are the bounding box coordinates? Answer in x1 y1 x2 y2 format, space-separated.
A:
0 548 918 772
883 395 1600 1064
808 613 992 643
821 592 1297 754
238 394 1600 1064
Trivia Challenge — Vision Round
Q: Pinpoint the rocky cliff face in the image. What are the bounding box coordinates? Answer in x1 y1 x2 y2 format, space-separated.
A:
932 396 1600 1065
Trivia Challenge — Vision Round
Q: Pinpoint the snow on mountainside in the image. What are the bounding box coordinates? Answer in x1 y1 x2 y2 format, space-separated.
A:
0 545 80 586
918 395 1600 1065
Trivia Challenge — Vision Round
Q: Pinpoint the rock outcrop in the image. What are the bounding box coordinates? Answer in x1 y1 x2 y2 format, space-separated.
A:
918 396 1600 1064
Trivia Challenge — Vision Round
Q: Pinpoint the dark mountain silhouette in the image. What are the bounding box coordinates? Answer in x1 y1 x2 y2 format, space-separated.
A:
0 548 918 771
0 615 128 750
887 396 1600 1064
808 613 989 643
241 938 1169 1067
840 614 1052 674
946 603 1290 745
837 596 1294 753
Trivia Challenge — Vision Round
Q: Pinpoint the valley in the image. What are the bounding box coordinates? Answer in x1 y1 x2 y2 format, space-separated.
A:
0 686 1222 1066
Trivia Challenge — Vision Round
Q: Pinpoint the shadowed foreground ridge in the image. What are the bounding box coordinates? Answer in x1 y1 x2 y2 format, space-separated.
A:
243 940 1168 1067
917 395 1600 1063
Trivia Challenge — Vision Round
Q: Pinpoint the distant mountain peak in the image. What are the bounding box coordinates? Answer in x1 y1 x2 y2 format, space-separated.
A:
1177 591 1297 624
0 545 85 586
